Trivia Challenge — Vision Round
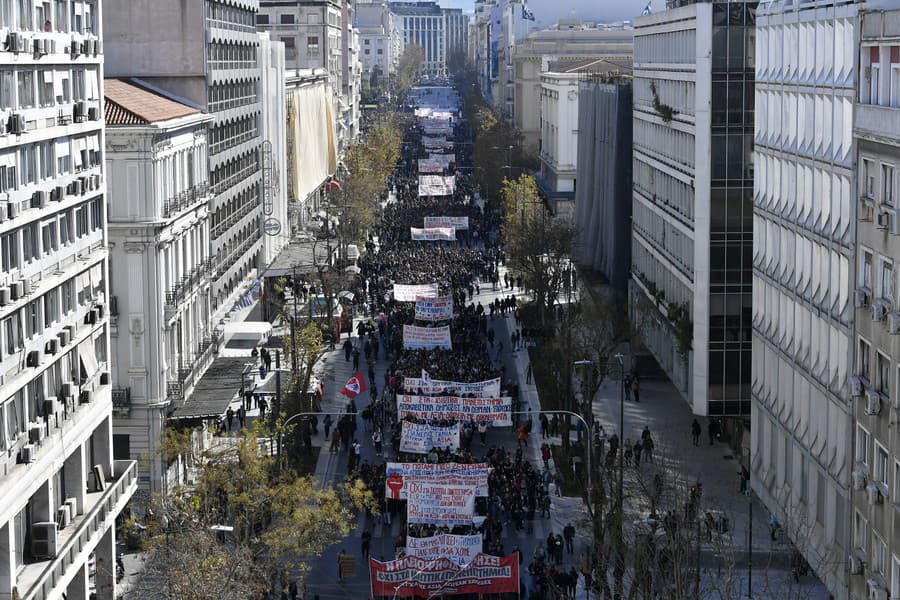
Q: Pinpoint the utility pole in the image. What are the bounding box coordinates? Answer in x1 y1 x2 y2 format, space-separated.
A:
275 350 282 459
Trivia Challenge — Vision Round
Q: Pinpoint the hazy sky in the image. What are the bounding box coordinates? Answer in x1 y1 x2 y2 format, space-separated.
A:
440 0 650 25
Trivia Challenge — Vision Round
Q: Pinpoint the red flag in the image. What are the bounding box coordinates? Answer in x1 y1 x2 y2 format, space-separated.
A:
340 371 366 398
325 180 343 192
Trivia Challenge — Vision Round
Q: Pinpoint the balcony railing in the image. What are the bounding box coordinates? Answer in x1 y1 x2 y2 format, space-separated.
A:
209 129 258 157
211 162 259 197
214 229 261 280
111 387 131 417
162 182 210 218
18 460 137 600
211 199 258 240
164 264 209 308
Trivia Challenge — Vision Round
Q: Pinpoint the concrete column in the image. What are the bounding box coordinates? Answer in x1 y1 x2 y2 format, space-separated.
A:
93 525 116 599
90 416 114 481
65 560 89 600
64 442 87 515
31 480 52 523
0 521 15 599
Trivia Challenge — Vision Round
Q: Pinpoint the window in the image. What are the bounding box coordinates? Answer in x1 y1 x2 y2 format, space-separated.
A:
859 339 871 380
873 534 888 576
883 164 895 206
307 36 319 53
22 222 38 263
364 49 370 55
43 288 58 328
3 313 21 355
872 63 882 105
279 13 294 24
853 510 867 550
864 159 876 198
16 71 34 108
881 259 895 303
857 425 871 467
256 14 269 24
875 443 889 487
1 230 18 272
892 63 900 107
25 300 40 339
863 251 873 289
877 352 891 398
377 48 383 55
38 69 52 107
61 279 72 314
892 554 900 600
41 220 57 255
280 36 295 50
364 39 370 45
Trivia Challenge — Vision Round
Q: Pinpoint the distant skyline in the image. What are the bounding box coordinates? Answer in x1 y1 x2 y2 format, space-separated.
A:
436 0 650 24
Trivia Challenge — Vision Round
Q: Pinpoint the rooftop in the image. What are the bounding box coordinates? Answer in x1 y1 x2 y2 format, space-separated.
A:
388 1 443 16
105 79 202 125
547 57 634 73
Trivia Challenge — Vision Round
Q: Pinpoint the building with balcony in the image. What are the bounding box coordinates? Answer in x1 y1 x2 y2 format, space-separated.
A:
0 2 136 599
357 1 399 88
751 1 858 596
104 0 264 315
258 0 357 153
849 9 900 599
630 1 755 420
104 79 216 500
389 2 446 77
511 24 632 150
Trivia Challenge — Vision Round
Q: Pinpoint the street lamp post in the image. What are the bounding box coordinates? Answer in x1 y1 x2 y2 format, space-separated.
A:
610 352 625 600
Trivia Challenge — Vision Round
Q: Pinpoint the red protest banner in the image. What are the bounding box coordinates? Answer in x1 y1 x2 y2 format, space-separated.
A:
369 553 519 597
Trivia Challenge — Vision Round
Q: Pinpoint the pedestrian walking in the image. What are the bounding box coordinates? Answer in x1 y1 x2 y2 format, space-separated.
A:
691 419 701 446
624 438 633 465
373 429 383 455
478 421 488 443
352 347 360 370
361 530 372 559
563 523 575 554
226 407 234 431
343 338 353 361
324 414 333 440
541 444 551 469
539 414 549 439
517 423 528 448
258 397 268 422
337 549 346 581
330 429 340 453
526 362 533 384
633 439 642 465
708 418 721 445
237 405 246 430
642 427 654 463
550 414 559 437
632 376 641 403
623 375 632 401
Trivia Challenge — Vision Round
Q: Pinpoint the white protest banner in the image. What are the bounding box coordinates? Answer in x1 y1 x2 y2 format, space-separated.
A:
422 136 453 151
417 159 444 174
418 175 456 197
428 154 454 166
410 227 456 241
384 462 489 499
407 482 475 526
415 295 454 321
406 534 483 567
400 422 460 454
397 395 512 426
402 325 452 350
393 283 439 302
424 216 469 230
402 376 501 397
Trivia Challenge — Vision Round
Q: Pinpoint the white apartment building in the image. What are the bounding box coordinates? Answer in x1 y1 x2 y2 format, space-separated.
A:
0 3 137 599
357 1 398 86
538 69 579 219
104 79 215 500
631 1 754 421
850 8 900 599
105 0 264 315
752 1 858 596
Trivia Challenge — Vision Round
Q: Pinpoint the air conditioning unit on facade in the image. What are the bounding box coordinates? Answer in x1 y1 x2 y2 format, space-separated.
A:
852 470 867 490
44 339 58 354
60 382 74 397
7 200 18 219
0 286 10 306
856 288 872 308
79 389 92 404
866 484 883 505
58 329 70 346
56 505 70 529
26 350 41 367
8 113 25 134
889 312 900 334
850 553 864 575
9 280 23 300
21 278 31 295
28 424 43 444
877 210 892 229
31 522 58 559
865 390 882 415
873 301 888 321
20 444 35 463
851 376 866 397
64 497 78 517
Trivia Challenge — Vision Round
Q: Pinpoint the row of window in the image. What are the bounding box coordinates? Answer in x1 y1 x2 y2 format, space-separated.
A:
852 510 900 594
633 156 695 223
632 198 694 278
1 264 102 362
861 157 895 206
211 152 258 196
0 197 102 273
859 45 900 108
755 18 855 86
211 187 256 241
754 89 853 163
161 222 208 295
209 115 258 156
0 65 99 111
633 28 697 65
631 238 693 310
0 134 100 194
859 249 895 306
206 0 256 31
0 0 97 35
633 117 695 173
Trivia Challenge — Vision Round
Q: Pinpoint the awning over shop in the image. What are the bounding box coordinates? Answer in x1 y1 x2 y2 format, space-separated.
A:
263 241 335 278
169 357 252 420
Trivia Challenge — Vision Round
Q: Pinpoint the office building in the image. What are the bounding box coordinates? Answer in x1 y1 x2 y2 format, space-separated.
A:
104 80 215 499
444 7 468 62
257 33 289 264
0 3 137 598
630 1 755 420
105 0 264 315
389 2 446 77
752 1 858 595
356 1 400 87
848 7 900 599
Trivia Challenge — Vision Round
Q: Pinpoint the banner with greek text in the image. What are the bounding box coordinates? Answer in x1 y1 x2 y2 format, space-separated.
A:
407 482 475 526
402 376 501 397
400 422 460 454
393 283 439 302
417 158 445 174
397 395 512 426
414 295 454 321
410 227 456 241
422 136 453 151
384 462 489 499
428 154 454 166
369 553 519 597
402 325 452 350
418 175 456 197
424 216 469 230
406 534 483 567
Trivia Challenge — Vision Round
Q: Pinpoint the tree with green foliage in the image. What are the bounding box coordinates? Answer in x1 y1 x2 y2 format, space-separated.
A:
133 430 379 599
395 44 425 98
